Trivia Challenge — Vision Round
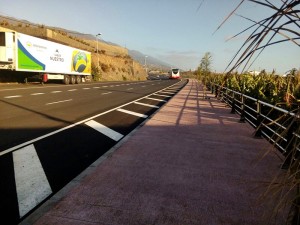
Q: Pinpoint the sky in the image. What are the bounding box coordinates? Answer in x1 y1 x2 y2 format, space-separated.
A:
0 0 299 74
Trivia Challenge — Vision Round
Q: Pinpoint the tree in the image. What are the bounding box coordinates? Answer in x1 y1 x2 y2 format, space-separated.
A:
197 52 212 98
197 52 212 84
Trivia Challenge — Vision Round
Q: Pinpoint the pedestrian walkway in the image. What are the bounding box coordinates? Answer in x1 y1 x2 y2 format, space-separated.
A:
25 79 287 225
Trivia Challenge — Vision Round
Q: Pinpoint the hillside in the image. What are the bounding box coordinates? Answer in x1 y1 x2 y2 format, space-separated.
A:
0 15 148 82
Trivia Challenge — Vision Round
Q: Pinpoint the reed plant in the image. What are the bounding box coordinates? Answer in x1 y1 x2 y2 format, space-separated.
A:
204 1 300 224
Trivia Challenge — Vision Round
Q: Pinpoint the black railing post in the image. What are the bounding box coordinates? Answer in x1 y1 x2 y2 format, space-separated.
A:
254 101 262 137
231 92 235 114
281 110 300 169
239 95 245 123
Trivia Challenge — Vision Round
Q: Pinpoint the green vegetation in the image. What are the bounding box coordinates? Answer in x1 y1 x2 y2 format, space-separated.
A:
201 70 300 109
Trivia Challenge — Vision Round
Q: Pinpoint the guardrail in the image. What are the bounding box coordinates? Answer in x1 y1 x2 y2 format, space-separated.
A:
210 84 300 163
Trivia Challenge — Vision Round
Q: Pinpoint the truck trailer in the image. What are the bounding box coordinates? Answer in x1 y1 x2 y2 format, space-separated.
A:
0 27 92 84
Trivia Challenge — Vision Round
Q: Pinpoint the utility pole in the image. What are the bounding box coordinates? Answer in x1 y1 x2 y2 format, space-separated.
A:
96 33 102 66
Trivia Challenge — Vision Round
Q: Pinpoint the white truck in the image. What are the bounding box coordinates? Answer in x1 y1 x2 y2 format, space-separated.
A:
0 27 92 84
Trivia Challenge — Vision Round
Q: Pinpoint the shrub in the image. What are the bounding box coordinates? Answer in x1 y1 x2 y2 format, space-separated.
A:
101 64 110 72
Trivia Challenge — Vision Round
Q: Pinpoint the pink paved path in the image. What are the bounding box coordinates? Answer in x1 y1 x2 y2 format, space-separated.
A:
27 79 287 225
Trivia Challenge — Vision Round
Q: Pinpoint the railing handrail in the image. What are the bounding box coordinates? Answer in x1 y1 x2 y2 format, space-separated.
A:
214 84 296 116
212 83 299 160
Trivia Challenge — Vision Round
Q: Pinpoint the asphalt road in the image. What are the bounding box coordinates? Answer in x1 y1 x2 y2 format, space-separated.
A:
0 79 187 224
0 80 180 151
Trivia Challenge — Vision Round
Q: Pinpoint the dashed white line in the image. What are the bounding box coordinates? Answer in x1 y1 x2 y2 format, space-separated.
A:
51 91 62 93
93 87 100 89
4 95 22 99
101 92 112 95
46 99 72 105
83 88 90 90
85 120 124 141
31 93 45 96
68 89 77 92
134 102 159 108
117 108 148 118
127 88 133 90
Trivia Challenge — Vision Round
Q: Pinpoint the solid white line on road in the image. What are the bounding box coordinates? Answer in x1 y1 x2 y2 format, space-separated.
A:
117 108 148 118
46 99 72 105
13 144 52 218
134 102 159 108
153 94 172 98
68 89 77 92
85 120 124 141
51 91 62 93
101 92 112 95
145 97 167 102
4 95 22 99
30 93 45 96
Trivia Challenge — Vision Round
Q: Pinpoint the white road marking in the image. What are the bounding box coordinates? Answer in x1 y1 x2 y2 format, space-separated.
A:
127 88 133 90
102 86 108 87
141 86 146 87
30 93 45 96
4 95 22 99
117 108 148 118
83 88 90 90
160 91 175 94
46 99 72 105
145 97 167 102
51 91 62 93
85 120 124 141
93 87 100 89
134 102 159 108
68 89 77 92
101 92 112 95
13 144 52 218
153 94 172 97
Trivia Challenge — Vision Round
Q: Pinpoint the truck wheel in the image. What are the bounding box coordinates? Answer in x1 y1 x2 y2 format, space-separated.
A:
70 76 76 84
63 75 70 85
75 76 81 84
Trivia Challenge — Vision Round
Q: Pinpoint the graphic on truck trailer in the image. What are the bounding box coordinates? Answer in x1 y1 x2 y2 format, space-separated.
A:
16 33 91 75
18 40 46 71
71 50 90 73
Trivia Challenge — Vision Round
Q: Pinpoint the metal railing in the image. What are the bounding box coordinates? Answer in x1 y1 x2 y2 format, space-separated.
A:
210 84 300 157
